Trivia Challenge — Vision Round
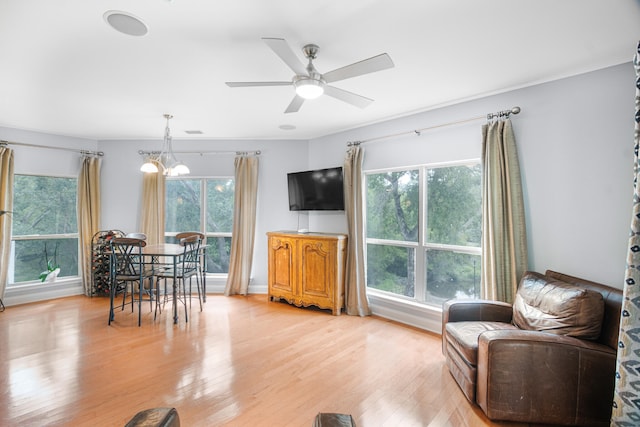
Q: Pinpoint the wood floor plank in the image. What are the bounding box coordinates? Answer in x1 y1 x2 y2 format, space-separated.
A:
0 294 538 426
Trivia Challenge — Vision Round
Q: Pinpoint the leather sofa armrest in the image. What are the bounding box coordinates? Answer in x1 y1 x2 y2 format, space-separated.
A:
443 299 513 324
441 300 513 354
476 330 616 426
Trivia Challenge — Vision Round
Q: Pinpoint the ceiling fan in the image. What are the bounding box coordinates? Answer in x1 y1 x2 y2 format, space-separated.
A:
225 37 394 113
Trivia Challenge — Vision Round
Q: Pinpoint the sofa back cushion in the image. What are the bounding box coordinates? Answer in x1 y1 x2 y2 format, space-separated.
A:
513 271 605 340
545 269 622 350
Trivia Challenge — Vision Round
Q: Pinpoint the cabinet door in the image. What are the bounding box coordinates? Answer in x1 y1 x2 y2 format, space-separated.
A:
299 239 336 306
268 236 296 299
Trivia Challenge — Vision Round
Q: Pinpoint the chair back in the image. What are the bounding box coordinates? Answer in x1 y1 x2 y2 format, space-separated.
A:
126 232 147 240
176 231 205 243
110 237 147 279
179 234 201 274
545 270 622 350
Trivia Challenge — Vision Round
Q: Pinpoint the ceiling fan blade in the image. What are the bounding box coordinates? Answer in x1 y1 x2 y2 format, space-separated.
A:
324 86 374 109
225 81 292 87
262 37 308 76
323 53 394 84
284 95 305 114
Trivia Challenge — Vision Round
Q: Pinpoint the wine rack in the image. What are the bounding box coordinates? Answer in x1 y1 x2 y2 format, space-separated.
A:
91 229 125 296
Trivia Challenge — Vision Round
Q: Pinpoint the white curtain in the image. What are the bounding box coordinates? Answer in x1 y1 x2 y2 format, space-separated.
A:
611 40 640 425
481 118 528 303
343 145 371 316
0 146 14 301
77 156 101 296
140 161 165 246
225 155 259 296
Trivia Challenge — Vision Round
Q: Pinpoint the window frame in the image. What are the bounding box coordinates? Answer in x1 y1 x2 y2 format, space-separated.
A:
164 175 234 277
364 158 481 307
8 174 80 286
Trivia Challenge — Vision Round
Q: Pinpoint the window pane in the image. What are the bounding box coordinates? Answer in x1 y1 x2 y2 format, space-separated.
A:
426 164 481 246
366 170 419 242
166 179 201 232
425 249 480 306
204 236 231 274
206 178 234 233
13 175 77 235
366 243 415 298
166 235 231 273
12 239 79 282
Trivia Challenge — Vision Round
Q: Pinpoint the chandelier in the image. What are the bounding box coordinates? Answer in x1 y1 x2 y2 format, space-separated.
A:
140 114 190 176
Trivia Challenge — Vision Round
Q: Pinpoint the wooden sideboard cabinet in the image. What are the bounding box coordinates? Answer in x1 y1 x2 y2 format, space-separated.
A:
267 231 347 315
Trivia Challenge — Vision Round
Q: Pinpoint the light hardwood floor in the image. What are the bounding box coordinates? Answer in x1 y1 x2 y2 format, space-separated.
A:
0 295 537 427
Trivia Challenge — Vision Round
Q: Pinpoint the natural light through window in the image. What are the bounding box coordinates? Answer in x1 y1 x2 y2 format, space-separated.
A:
365 161 481 307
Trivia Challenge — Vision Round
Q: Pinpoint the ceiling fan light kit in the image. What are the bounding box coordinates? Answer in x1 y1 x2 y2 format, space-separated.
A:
294 76 325 99
225 37 394 113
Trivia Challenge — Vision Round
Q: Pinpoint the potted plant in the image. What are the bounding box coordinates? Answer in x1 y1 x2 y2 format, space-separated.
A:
39 243 61 282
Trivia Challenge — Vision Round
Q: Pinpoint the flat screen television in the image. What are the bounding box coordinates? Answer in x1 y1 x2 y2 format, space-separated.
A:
287 166 345 211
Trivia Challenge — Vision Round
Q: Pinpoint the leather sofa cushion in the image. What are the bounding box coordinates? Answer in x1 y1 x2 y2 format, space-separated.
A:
125 407 180 427
313 413 356 427
445 321 518 366
513 272 605 340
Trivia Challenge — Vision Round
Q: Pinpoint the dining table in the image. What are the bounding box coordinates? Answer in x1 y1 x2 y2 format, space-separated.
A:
142 243 206 324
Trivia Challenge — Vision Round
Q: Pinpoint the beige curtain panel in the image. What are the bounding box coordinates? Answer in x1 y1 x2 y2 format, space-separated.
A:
77 156 102 296
140 161 166 246
0 147 14 300
344 145 371 316
225 155 259 296
481 119 528 303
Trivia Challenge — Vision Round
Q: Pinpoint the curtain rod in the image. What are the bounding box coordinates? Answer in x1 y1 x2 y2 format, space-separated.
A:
347 106 521 146
138 149 261 156
0 139 104 156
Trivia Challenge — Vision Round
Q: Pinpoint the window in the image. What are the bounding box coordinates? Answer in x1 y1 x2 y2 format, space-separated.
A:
365 161 481 307
165 177 234 274
9 175 79 285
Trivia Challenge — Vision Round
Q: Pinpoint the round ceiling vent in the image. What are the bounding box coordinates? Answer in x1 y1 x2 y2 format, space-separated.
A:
103 10 148 37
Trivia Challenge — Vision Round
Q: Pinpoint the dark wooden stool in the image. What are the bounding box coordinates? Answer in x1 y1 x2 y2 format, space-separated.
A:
125 407 180 427
313 413 356 427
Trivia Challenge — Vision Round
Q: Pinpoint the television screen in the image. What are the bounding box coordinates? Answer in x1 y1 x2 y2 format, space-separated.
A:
287 167 345 211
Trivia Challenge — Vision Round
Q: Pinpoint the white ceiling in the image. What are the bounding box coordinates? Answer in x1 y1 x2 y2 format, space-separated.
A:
1 0 639 141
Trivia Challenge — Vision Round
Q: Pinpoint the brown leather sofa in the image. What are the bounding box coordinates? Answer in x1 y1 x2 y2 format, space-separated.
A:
442 270 622 426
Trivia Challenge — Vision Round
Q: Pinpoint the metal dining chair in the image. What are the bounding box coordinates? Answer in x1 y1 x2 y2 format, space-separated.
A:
108 237 155 326
175 231 205 307
155 234 202 322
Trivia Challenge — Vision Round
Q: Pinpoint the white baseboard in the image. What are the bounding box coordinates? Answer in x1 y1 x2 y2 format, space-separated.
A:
2 279 441 336
367 292 443 334
3 278 85 306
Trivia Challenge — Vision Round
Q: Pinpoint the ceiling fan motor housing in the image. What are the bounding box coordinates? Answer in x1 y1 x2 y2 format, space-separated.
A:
302 43 319 59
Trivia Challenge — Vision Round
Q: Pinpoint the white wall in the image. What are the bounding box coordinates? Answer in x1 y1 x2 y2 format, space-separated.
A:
98 138 310 292
2 62 634 319
310 62 635 290
0 126 99 305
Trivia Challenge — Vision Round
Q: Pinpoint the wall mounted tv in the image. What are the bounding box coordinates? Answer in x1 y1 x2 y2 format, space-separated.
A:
287 166 345 211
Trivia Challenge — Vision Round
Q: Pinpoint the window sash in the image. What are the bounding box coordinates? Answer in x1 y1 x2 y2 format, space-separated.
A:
9 175 80 285
165 177 234 275
365 160 481 307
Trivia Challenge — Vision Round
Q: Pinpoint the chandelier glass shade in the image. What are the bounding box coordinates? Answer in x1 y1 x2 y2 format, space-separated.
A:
140 114 190 176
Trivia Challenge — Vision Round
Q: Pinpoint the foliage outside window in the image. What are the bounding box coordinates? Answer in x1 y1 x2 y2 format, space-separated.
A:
365 162 481 307
165 177 234 274
10 175 79 284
